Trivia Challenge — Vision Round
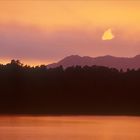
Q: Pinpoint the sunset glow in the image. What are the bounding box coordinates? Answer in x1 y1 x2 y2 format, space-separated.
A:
102 29 114 41
0 1 140 65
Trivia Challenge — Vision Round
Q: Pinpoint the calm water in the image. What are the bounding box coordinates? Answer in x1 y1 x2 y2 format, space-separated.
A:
0 116 140 140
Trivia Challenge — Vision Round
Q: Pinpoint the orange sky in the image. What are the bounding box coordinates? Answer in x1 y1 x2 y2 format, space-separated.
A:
1 1 140 29
0 0 140 65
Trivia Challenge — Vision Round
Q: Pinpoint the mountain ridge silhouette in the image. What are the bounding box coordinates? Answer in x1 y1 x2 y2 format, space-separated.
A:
47 55 140 70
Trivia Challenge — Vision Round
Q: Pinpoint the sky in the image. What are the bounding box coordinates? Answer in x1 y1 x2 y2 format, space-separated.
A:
0 0 140 65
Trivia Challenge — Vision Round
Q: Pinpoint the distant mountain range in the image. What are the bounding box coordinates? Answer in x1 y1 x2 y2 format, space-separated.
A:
47 55 140 70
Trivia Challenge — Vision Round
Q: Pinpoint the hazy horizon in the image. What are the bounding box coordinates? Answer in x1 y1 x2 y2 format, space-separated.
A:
1 53 140 66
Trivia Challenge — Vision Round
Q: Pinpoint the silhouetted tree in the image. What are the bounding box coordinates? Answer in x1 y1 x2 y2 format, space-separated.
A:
0 61 139 115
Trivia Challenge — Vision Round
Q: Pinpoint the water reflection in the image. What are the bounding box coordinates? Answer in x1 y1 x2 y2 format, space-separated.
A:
0 116 140 140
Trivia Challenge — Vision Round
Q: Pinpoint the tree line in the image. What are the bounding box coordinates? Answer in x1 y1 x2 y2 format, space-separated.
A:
0 60 140 115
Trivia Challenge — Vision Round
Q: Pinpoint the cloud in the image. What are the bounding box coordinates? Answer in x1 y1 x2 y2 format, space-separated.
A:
102 28 115 41
0 23 140 64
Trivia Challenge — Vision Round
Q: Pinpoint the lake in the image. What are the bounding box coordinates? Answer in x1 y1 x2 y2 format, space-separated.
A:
0 116 140 140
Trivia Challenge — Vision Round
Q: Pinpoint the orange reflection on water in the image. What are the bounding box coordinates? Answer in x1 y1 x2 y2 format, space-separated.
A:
0 116 140 140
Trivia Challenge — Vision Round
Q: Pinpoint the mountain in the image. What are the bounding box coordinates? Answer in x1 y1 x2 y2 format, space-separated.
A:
47 55 140 70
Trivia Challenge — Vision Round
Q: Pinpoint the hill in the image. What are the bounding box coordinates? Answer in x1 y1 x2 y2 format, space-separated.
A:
47 55 140 70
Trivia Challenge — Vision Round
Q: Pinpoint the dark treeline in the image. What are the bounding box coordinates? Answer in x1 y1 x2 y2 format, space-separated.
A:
0 60 140 115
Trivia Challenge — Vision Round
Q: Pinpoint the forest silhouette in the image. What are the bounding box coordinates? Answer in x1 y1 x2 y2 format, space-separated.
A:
0 60 140 115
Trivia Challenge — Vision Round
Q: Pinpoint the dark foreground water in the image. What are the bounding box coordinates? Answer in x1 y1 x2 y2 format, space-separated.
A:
0 116 140 140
